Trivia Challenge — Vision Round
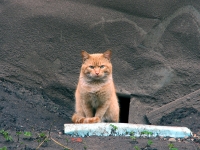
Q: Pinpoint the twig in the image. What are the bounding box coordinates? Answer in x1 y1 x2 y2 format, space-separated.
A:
51 137 72 150
36 120 72 150
48 120 55 138
36 137 48 150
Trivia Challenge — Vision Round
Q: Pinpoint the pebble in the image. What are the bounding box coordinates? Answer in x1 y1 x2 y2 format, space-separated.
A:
186 97 190 100
168 138 176 142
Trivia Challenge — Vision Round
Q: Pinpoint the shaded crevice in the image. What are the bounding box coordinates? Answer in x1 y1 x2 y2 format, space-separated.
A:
117 93 131 123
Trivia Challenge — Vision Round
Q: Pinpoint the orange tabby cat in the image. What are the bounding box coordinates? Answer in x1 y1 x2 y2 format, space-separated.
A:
72 50 119 123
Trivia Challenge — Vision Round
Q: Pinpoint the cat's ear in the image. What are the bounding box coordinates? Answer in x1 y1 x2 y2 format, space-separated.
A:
103 50 111 60
81 50 90 62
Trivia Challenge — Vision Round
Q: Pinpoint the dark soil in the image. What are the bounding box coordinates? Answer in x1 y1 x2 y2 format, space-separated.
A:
0 79 200 150
160 107 200 133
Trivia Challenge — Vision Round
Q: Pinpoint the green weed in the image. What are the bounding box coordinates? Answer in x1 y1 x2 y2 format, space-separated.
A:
130 131 136 141
65 138 69 146
110 124 118 135
168 142 178 150
134 146 140 150
24 131 32 137
140 130 153 136
147 139 153 146
110 124 118 131
82 142 87 150
0 146 7 150
0 130 13 141
16 131 22 142
36 132 49 145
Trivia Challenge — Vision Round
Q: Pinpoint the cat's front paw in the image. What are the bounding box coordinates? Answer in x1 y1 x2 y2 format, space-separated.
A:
85 117 101 123
92 117 101 123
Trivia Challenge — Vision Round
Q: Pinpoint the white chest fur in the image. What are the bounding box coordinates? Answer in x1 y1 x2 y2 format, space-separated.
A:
79 77 112 93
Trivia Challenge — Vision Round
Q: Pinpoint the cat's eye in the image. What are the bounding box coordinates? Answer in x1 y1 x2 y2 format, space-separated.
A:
89 66 94 69
100 65 105 68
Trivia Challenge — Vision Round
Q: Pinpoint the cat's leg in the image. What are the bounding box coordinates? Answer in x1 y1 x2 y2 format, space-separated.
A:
94 102 110 122
72 105 86 123
82 102 101 123
104 106 119 122
82 102 93 118
103 99 119 123
72 92 100 123
72 92 86 123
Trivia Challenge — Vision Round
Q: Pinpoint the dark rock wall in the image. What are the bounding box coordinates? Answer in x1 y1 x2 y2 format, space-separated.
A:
1 0 200 123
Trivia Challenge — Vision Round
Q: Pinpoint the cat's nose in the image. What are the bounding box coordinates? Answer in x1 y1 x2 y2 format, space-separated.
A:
96 72 99 75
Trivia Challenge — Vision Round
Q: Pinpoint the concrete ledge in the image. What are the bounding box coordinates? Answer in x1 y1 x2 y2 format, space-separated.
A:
64 123 192 138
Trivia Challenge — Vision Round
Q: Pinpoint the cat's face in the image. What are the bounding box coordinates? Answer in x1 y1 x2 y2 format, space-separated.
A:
81 50 112 81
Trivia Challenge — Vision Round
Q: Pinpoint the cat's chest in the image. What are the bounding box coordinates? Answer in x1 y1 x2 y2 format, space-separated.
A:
80 81 107 93
89 93 100 107
87 85 103 93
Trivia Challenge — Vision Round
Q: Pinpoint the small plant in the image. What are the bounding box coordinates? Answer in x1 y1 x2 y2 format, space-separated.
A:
0 146 7 150
23 131 32 140
36 132 49 145
66 138 69 143
83 140 87 150
16 131 22 142
36 121 72 150
140 130 153 136
168 142 178 150
130 131 136 141
130 135 136 141
84 145 87 150
110 124 118 131
0 130 13 141
130 131 135 136
39 132 46 138
147 139 153 146
38 132 47 140
110 124 118 135
134 146 140 150
24 131 32 137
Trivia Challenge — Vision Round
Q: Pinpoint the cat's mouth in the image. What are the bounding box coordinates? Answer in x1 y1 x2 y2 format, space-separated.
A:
86 73 107 81
89 74 104 80
94 74 101 79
